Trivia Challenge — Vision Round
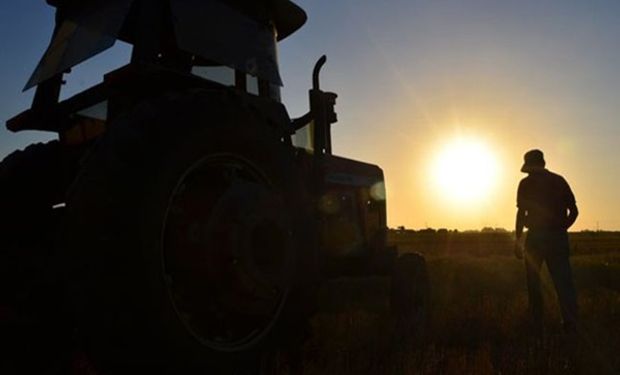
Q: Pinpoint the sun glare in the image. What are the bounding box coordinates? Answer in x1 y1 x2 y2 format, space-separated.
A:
431 137 499 205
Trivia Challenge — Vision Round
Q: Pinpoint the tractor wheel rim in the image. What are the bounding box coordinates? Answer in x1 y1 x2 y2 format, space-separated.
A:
161 154 293 351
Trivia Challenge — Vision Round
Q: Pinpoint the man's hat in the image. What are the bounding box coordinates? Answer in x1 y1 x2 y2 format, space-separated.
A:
521 149 546 173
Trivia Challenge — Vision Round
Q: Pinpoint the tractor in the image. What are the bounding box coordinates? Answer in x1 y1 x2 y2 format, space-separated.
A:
0 0 429 373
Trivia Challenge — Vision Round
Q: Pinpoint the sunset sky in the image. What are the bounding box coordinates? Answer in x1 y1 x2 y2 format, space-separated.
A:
1 0 619 231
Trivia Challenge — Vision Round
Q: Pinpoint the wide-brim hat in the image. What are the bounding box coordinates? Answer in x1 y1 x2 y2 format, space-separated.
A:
521 149 546 173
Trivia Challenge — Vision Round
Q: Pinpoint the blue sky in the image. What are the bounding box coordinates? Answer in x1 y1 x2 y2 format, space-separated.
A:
1 0 619 230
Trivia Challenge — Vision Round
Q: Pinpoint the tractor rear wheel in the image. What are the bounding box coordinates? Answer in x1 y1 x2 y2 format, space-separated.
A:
390 252 430 340
61 90 316 373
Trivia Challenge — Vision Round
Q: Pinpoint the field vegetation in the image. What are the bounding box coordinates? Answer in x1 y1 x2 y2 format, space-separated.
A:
296 230 620 374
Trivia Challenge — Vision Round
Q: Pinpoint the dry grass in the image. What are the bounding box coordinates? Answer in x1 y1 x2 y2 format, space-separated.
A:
294 234 620 374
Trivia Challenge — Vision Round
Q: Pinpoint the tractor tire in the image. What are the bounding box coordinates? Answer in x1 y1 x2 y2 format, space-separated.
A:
0 141 60 300
0 140 74 239
0 141 82 374
389 252 430 340
60 90 316 374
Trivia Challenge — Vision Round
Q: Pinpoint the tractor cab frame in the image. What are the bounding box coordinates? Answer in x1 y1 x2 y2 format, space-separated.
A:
10 0 304 134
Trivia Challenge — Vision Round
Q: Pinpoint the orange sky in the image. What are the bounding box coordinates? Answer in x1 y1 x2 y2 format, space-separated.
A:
280 0 620 231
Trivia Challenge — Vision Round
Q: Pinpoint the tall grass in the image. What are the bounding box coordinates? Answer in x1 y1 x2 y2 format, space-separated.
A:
296 248 620 374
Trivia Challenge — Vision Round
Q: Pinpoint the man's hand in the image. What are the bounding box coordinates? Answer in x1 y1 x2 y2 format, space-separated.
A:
514 240 524 260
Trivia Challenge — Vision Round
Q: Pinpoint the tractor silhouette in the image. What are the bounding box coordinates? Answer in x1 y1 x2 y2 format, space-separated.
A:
0 1 428 373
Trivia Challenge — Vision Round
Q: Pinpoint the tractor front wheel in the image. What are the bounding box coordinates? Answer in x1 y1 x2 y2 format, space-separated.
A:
389 252 430 341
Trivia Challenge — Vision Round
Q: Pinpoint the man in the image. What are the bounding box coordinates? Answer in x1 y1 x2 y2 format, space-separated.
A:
514 149 579 334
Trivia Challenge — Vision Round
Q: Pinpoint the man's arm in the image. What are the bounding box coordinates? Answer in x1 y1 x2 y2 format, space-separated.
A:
566 203 579 230
516 180 526 239
514 180 527 259
515 208 526 240
514 208 526 259
563 177 578 230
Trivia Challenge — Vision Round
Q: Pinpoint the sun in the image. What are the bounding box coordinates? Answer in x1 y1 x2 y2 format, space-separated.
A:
431 137 499 205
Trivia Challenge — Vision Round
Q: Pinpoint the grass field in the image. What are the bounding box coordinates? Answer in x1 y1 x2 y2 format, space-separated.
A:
295 231 620 374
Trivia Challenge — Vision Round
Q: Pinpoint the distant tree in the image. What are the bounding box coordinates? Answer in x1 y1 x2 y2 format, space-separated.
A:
420 228 436 233
481 227 509 233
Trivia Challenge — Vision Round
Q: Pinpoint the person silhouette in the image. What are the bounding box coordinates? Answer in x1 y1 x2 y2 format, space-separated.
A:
514 149 579 335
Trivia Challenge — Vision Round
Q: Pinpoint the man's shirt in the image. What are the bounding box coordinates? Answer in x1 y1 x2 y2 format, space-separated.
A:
517 169 576 231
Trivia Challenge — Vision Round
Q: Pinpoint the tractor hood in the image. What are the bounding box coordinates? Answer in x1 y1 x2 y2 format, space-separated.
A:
25 0 307 90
